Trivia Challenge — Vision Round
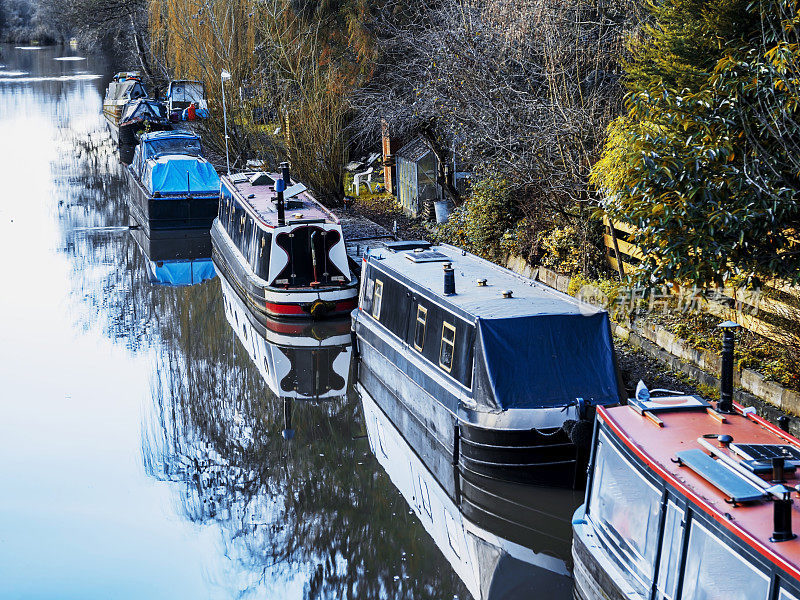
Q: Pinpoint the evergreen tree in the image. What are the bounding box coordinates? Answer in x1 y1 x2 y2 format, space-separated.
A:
592 0 800 286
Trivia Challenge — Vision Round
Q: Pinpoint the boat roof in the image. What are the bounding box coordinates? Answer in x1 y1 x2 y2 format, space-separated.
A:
221 172 339 229
600 402 800 577
367 243 602 321
140 130 199 143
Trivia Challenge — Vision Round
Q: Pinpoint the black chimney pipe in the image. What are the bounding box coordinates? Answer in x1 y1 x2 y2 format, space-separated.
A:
280 161 291 185
717 321 740 413
276 177 286 226
771 488 796 542
443 262 455 296
282 398 295 440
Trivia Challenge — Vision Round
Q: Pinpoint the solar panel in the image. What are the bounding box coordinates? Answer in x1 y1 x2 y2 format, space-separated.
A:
676 449 765 502
404 250 450 263
731 443 800 462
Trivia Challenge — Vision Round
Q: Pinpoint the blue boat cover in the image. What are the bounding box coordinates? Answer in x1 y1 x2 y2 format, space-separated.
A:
473 312 620 410
147 258 217 286
144 157 220 195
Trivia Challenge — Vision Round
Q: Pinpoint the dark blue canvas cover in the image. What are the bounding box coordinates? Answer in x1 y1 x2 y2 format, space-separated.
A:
473 312 620 410
143 157 219 195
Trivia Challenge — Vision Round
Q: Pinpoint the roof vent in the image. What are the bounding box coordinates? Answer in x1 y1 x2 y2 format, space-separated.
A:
477 278 487 287
405 250 449 263
249 172 275 186
443 262 455 296
502 290 513 298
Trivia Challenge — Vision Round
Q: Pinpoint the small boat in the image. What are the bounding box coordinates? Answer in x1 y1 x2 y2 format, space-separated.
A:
126 130 220 232
118 98 171 146
165 80 208 122
211 164 359 320
352 242 624 488
102 71 147 129
572 326 800 600
219 270 352 405
360 382 577 600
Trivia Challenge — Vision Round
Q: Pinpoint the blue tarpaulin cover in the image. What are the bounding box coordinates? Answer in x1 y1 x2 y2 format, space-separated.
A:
144 157 220 195
473 312 620 410
147 258 216 286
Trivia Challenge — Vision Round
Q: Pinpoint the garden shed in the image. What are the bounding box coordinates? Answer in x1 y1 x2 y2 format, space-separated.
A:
396 136 440 218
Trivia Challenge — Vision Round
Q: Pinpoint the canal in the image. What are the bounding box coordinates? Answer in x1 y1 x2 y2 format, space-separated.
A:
0 44 580 599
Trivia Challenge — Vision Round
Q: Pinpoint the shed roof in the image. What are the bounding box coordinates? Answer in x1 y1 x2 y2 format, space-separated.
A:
396 136 432 162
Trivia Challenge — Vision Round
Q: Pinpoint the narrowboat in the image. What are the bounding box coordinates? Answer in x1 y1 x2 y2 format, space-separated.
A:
352 242 625 488
126 130 220 233
211 163 359 320
361 382 577 599
102 71 147 128
572 325 800 600
219 270 352 405
117 98 171 145
165 80 208 121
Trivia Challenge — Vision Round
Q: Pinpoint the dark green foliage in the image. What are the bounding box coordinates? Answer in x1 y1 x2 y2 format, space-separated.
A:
593 0 800 286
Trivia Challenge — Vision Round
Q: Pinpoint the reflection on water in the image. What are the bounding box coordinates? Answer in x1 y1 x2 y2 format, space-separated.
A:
0 42 576 599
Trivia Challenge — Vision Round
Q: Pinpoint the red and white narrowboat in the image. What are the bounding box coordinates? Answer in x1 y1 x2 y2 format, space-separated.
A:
211 163 359 320
573 325 800 600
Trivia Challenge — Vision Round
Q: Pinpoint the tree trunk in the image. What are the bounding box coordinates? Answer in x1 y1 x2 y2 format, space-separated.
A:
130 13 155 83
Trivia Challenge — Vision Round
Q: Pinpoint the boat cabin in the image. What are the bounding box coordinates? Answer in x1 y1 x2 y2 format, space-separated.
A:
218 171 353 289
573 398 800 600
357 243 623 416
103 72 147 121
166 80 207 112
130 131 218 197
120 99 168 126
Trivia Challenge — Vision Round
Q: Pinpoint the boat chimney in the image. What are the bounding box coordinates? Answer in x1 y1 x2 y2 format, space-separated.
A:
770 486 796 542
280 161 291 185
282 398 294 440
717 321 740 413
443 262 456 296
276 177 286 226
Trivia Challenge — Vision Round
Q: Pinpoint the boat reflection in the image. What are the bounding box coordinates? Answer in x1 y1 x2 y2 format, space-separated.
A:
129 215 215 286
219 270 352 403
359 379 579 600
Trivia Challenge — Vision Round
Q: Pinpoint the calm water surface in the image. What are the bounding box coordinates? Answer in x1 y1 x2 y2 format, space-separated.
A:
0 44 578 599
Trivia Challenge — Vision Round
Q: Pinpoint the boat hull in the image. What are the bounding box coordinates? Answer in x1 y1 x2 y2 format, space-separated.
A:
119 120 171 146
125 166 218 232
355 321 585 488
211 219 359 320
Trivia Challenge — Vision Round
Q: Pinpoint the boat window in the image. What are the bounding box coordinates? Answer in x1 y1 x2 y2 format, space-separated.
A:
372 280 384 319
439 322 456 372
255 229 271 281
589 431 661 593
680 521 769 600
655 501 684 600
414 305 427 351
779 589 800 600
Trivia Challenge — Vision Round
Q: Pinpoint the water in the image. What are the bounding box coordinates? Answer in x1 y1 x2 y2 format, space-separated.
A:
0 44 579 599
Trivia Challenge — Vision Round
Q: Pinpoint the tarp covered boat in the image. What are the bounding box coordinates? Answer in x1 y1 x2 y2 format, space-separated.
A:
118 98 170 145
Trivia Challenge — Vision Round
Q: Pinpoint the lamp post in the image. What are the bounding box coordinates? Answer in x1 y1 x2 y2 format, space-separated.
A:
220 69 231 174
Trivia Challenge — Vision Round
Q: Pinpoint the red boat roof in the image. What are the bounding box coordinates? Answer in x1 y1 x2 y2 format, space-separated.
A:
600 402 800 578
222 172 338 229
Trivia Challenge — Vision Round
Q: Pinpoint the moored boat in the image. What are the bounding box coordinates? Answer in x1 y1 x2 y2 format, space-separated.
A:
118 98 171 145
352 243 625 489
102 71 147 129
211 164 359 320
126 130 220 233
165 80 208 121
572 327 800 600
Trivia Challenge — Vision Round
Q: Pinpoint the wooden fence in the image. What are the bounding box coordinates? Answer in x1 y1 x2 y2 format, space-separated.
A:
601 216 800 345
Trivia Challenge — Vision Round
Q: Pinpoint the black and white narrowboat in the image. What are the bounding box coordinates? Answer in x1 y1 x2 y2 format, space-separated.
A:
573 332 800 600
352 243 625 488
211 164 359 320
102 71 147 128
361 382 576 600
219 270 352 406
117 98 171 145
126 130 220 233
